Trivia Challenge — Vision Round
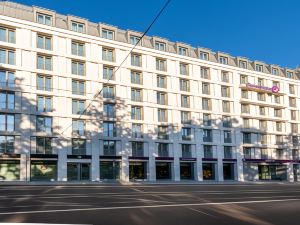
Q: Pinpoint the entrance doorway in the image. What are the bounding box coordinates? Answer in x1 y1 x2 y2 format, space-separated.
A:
180 162 194 180
129 162 147 180
100 161 120 180
67 163 90 181
156 162 171 180
223 163 235 180
203 163 215 180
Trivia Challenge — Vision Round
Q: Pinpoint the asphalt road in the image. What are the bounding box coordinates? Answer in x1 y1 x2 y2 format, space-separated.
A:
0 182 300 225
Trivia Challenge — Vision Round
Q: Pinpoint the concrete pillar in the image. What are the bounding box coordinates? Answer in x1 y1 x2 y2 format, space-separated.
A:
195 129 203 181
57 138 68 181
149 140 156 181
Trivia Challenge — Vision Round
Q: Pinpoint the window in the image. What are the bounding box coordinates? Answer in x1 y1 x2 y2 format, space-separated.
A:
202 98 211 110
131 106 142 120
72 80 85 95
291 110 297 120
71 41 85 56
0 70 14 87
243 147 252 159
102 29 114 40
239 60 247 69
157 92 167 105
202 83 210 95
293 149 299 160
158 143 169 157
71 21 84 33
224 146 232 159
179 63 188 75
261 149 268 159
293 136 299 147
219 56 228 65
257 93 265 101
203 145 213 158
259 134 267 144
103 85 115 99
154 41 166 51
132 141 143 157
37 55 52 70
243 118 250 128
0 26 15 43
0 136 14 154
0 48 15 65
287 71 293 79
157 126 168 140
241 90 248 99
132 123 143 138
243 133 251 143
257 78 264 86
200 67 210 79
181 95 190 108
36 116 52 133
259 106 265 115
274 109 282 117
181 111 191 124
131 71 142 84
37 34 51 50
241 104 250 113
224 131 232 143
292 123 298 133
182 144 192 158
103 103 115 118
222 101 230 112
289 97 296 107
276 149 285 159
131 88 142 102
0 114 14 132
259 120 267 130
223 116 232 128
182 127 192 140
130 35 140 45
72 119 85 136
103 66 114 80
221 72 229 83
131 53 141 67
157 75 166 88
203 114 211 126
240 75 248 84
71 61 85 75
37 95 52 112
221 86 230 98
180 79 189 92
276 122 282 132
178 47 187 56
36 137 52 154
289 84 295 94
156 58 167 71
273 81 280 89
275 135 284 145
103 140 116 156
255 64 263 72
0 92 14 110
72 99 85 115
272 68 278 75
37 13 52 26
103 121 116 137
37 75 52 91
274 95 280 104
203 129 212 142
72 139 86 155
199 51 208 60
102 48 114 62
158 108 167 122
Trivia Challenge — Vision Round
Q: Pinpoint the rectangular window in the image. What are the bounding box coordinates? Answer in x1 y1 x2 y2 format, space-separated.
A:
0 70 14 88
289 84 295 94
203 145 213 158
156 58 167 71
71 41 85 56
157 75 167 88
182 127 192 140
157 92 167 105
259 120 267 131
131 71 142 84
37 75 52 91
0 26 15 43
157 126 168 140
257 93 266 101
276 122 282 132
224 131 232 143
239 60 247 69
291 110 297 120
257 78 264 86
37 95 52 112
241 104 250 113
180 79 189 92
154 41 166 51
71 21 85 33
261 149 268 159
103 85 115 99
272 68 278 75
72 139 86 155
103 140 116 156
219 56 228 64
274 95 280 104
243 133 251 144
132 123 143 138
0 135 14 154
36 116 52 133
132 141 143 157
131 88 142 102
0 114 14 132
289 97 297 107
221 86 230 98
222 116 232 128
37 34 52 50
131 106 143 120
199 51 208 60
36 137 52 154
243 118 250 128
71 61 85 75
287 71 293 79
243 147 252 159
103 121 116 137
37 55 52 70
241 90 248 99
0 48 15 65
130 35 140 45
200 67 210 79
181 111 191 124
224 146 232 159
72 99 85 115
72 80 85 95
179 63 188 75
103 66 114 80
221 72 229 83
102 29 114 40
182 144 192 158
131 53 141 67
203 113 211 126
37 13 52 26
255 64 263 72
259 106 265 115
202 82 210 95
202 98 211 110
203 129 212 142
178 47 187 56
0 92 14 110
275 135 284 145
158 143 169 157
222 101 230 112
274 109 282 117
181 95 190 108
103 103 115 118
240 75 248 84
72 119 85 136
158 108 167 122
292 123 298 133
102 48 114 62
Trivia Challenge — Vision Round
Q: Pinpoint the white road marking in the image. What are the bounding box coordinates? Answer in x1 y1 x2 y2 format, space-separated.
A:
187 207 215 217
0 198 299 215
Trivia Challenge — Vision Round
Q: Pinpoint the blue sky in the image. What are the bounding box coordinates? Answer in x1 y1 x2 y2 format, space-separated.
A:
14 0 300 68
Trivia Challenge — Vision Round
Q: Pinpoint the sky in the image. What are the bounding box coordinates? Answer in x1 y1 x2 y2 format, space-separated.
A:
13 0 300 69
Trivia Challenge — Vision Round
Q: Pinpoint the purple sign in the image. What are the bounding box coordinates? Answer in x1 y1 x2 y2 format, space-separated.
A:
246 83 280 93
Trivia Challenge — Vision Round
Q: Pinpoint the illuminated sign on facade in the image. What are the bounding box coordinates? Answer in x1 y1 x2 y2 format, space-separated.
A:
246 83 280 93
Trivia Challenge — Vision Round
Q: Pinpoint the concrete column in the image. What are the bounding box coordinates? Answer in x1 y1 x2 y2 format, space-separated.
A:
287 163 294 182
195 129 203 181
148 140 156 181
57 138 68 181
173 133 181 181
20 154 29 181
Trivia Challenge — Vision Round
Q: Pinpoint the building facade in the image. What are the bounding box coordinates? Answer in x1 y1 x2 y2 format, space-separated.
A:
0 1 299 182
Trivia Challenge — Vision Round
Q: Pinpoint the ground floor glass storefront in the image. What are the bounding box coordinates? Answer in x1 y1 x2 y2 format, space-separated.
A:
203 163 216 180
129 161 147 180
31 161 57 181
180 162 194 180
67 163 90 181
223 163 235 180
156 162 172 179
100 161 120 180
0 160 20 181
258 165 287 181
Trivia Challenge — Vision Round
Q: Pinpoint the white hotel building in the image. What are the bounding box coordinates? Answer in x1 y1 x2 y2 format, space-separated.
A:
0 1 299 182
